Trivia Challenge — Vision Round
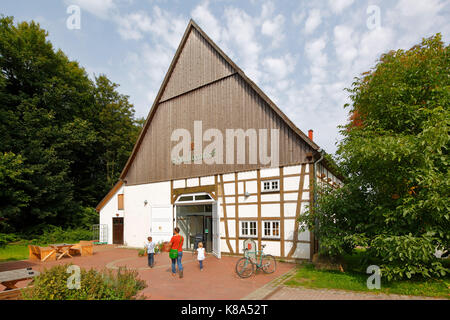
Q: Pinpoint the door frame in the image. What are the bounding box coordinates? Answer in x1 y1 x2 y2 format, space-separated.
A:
174 192 220 258
112 217 124 245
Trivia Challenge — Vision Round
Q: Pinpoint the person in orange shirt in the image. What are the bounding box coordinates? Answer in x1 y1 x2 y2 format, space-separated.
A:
169 227 184 278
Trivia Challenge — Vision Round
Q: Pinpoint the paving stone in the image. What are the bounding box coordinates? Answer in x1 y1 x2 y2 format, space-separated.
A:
265 286 445 300
0 246 294 300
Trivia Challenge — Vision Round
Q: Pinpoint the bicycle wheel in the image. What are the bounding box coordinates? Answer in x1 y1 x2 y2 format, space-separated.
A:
261 254 276 274
235 257 255 278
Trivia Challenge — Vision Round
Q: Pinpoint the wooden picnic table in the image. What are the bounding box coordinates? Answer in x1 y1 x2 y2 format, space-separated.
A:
0 268 40 291
49 243 75 261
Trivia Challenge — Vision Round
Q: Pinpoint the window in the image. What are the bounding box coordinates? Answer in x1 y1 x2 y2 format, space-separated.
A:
118 194 124 210
240 221 257 238
263 221 280 238
262 179 280 192
177 195 194 202
194 194 212 201
175 193 214 204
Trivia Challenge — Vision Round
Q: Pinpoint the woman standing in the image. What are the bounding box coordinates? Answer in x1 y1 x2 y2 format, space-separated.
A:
169 227 184 278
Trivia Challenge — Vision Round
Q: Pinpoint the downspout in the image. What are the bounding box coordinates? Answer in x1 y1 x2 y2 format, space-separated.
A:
312 148 325 255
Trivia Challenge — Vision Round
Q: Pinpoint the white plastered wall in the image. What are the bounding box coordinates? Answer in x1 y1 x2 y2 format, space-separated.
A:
99 185 124 245
99 163 314 259
123 182 172 248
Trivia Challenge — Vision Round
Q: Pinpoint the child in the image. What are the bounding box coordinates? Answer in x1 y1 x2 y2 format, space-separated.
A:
145 236 156 268
196 242 206 271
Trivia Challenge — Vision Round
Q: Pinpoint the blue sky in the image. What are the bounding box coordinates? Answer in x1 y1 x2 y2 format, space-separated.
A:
2 0 449 154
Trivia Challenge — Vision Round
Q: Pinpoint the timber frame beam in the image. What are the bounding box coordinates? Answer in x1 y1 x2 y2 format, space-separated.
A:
171 184 217 204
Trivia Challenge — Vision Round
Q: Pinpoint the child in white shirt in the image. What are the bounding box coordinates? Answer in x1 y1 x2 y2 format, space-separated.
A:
196 242 206 271
145 236 156 268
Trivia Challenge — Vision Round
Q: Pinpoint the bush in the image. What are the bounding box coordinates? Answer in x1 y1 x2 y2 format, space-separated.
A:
30 226 92 244
0 233 19 247
0 226 92 248
70 207 99 230
22 264 147 300
155 241 165 254
370 233 448 280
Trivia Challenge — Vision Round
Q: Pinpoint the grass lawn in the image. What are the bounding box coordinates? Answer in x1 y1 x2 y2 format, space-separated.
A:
0 241 94 263
0 243 31 262
285 263 450 299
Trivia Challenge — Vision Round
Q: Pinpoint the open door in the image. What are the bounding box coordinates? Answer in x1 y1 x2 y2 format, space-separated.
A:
212 202 221 258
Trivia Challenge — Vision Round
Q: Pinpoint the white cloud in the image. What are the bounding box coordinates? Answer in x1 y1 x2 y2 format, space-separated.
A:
304 9 322 34
328 0 355 14
334 25 358 64
292 11 305 26
123 42 174 110
262 54 296 80
305 35 328 85
191 1 222 42
356 27 396 72
223 7 262 81
115 6 187 48
261 14 285 47
116 11 152 40
68 0 116 19
387 0 450 46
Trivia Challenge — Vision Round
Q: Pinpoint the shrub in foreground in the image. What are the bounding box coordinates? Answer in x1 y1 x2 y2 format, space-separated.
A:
22 264 147 300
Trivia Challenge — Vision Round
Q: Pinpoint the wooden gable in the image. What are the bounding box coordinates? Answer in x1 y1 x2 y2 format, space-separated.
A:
160 28 235 102
120 20 320 186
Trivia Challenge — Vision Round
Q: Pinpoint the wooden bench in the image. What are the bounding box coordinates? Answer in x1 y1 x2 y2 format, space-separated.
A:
0 288 23 300
28 245 56 262
69 241 93 256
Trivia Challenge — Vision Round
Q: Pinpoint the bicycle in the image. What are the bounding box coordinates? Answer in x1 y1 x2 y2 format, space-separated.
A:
235 244 276 278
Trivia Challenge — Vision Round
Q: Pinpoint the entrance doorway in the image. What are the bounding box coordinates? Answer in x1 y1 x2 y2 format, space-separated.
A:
176 205 212 252
174 193 220 257
112 217 124 244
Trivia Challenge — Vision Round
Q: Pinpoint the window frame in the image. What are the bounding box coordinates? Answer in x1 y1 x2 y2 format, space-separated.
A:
174 193 214 204
240 220 258 238
261 179 280 193
117 194 124 210
263 220 280 239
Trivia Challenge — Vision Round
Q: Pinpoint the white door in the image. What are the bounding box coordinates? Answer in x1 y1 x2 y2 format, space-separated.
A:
150 205 173 244
212 202 221 258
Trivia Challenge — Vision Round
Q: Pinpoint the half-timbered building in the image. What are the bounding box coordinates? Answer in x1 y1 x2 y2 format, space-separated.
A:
96 20 343 261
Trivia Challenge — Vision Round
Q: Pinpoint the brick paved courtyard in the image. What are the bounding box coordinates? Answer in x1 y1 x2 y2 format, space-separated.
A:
0 246 444 300
0 245 294 300
264 286 445 300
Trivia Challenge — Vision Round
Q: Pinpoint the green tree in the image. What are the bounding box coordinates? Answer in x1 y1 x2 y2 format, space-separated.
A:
300 34 449 280
94 75 143 195
0 152 32 232
0 16 142 234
